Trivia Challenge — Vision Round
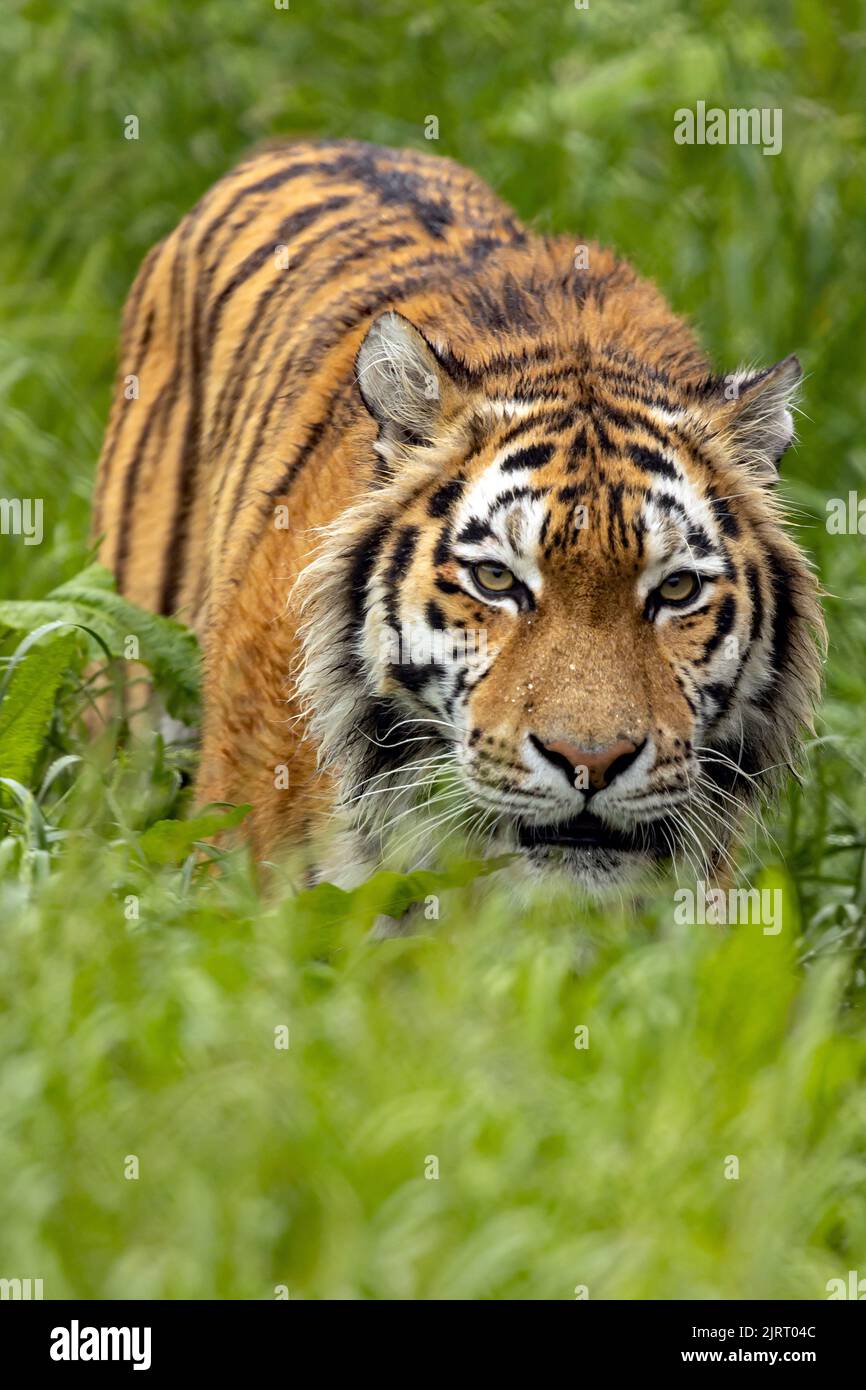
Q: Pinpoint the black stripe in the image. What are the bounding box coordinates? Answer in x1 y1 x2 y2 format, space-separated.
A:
158 293 204 615
590 414 616 456
627 444 678 481
606 481 628 552
195 157 339 263
113 393 168 585
456 517 495 544
695 594 737 665
428 478 465 518
428 341 556 389
746 562 764 645
347 519 393 625
651 491 688 521
704 577 759 727
426 599 446 632
500 443 554 474
753 550 795 711
205 196 352 343
383 525 420 629
116 225 195 590
708 488 741 539
685 523 715 558
326 145 456 239
489 484 549 515
497 408 573 447
93 302 156 529
433 523 452 568
263 410 334 502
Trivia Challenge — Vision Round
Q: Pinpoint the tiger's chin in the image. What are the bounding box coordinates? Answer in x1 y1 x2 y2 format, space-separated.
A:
511 843 661 899
500 809 674 900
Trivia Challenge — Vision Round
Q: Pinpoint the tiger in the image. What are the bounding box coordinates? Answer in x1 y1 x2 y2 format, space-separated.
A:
92 138 824 901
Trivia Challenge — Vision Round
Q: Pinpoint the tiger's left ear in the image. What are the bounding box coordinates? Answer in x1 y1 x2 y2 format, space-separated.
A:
355 311 462 453
696 354 802 483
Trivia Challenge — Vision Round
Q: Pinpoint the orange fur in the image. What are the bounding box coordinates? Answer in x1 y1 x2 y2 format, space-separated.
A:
93 140 823 884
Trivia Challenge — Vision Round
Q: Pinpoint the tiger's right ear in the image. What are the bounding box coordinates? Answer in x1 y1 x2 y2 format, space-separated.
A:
355 311 459 449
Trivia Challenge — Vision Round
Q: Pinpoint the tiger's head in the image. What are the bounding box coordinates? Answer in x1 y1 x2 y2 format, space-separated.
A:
297 305 823 896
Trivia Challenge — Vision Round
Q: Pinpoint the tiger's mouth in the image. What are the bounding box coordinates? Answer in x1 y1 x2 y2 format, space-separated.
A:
516 811 671 857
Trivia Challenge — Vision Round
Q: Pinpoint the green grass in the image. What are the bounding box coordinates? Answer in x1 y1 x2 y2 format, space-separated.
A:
3 854 865 1300
1 0 865 1299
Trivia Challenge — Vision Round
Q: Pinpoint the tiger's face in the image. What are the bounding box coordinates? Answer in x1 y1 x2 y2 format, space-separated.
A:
430 435 733 892
299 312 823 896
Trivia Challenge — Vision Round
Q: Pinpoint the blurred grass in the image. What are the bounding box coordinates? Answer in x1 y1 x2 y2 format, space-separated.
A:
1 0 865 1298
2 846 865 1299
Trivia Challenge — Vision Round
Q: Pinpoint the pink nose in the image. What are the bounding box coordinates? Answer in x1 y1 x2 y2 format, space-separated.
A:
539 737 641 792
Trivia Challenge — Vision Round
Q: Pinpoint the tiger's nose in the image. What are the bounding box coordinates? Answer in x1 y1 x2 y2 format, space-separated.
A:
533 736 643 792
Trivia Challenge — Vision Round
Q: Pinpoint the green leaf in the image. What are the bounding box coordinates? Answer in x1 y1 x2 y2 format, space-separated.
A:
293 855 514 934
51 562 115 593
0 631 78 785
0 563 201 722
0 619 78 704
138 803 252 865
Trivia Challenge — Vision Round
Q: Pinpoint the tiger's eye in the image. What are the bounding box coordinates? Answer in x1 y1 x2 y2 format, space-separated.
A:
658 571 699 603
473 562 517 593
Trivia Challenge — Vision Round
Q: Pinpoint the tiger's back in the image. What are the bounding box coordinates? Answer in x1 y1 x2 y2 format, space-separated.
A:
95 141 532 630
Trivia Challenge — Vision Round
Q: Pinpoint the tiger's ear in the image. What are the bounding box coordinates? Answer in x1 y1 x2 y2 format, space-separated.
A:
698 354 802 483
355 311 459 450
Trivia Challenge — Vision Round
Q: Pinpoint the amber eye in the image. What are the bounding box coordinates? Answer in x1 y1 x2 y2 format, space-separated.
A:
472 561 518 594
658 571 700 605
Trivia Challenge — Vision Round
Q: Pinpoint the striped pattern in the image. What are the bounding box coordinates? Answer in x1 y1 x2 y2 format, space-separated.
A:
93 140 823 883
